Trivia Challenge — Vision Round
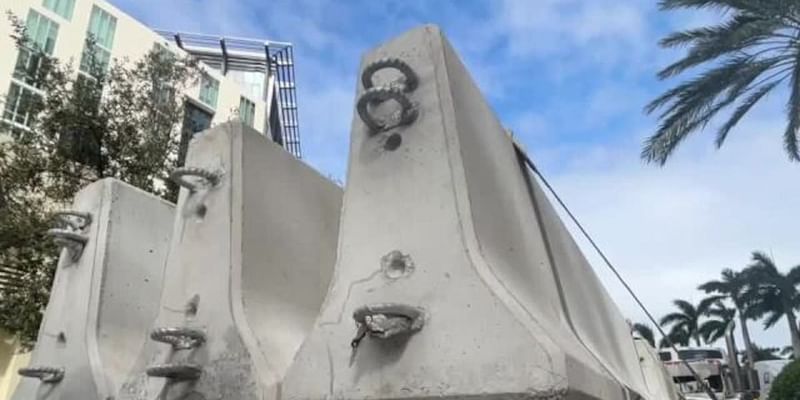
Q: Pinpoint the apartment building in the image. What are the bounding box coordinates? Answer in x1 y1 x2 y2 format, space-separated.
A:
0 0 301 156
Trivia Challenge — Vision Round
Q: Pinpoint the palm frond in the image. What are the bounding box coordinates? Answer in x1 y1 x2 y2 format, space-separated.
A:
784 47 800 160
698 279 726 293
698 295 726 313
660 312 689 327
716 80 781 147
657 15 780 78
762 310 784 329
643 56 784 164
633 323 656 348
698 319 729 343
673 299 698 316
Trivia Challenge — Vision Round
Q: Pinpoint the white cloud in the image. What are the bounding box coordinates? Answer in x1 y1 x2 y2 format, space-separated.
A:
493 0 649 61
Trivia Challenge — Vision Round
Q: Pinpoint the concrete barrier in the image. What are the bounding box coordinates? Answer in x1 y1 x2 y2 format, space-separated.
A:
634 338 680 399
282 25 673 400
118 122 342 400
11 179 174 400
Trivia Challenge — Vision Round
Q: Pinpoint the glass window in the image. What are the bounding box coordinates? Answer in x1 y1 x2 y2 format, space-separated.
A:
239 97 255 127
658 352 672 362
678 350 723 361
13 49 46 87
199 74 219 108
3 82 39 127
80 6 116 75
43 0 75 20
25 10 59 54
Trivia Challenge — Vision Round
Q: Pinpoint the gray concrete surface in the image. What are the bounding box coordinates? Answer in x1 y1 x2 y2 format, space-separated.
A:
281 25 675 400
118 122 342 400
12 179 174 400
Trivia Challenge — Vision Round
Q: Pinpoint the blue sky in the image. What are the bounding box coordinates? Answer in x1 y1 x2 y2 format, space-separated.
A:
112 0 800 350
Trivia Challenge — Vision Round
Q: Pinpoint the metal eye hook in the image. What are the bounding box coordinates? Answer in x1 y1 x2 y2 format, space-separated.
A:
150 327 206 350
356 87 418 133
361 57 418 92
18 366 65 383
47 229 89 262
351 303 426 348
170 167 222 192
146 364 202 381
52 210 92 230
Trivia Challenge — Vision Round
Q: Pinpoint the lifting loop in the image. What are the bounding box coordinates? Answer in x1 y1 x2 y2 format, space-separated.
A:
351 303 426 348
146 364 202 381
357 87 418 133
47 229 89 262
361 57 418 92
52 210 92 230
170 167 222 192
150 327 206 350
18 366 64 383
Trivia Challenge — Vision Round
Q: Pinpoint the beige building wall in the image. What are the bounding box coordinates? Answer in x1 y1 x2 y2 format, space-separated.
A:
0 0 268 135
0 331 30 400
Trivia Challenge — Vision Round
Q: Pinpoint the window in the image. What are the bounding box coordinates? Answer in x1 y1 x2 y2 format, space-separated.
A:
677 350 723 361
43 0 75 20
199 74 219 108
658 352 672 362
3 10 57 127
3 82 40 127
13 48 47 87
239 97 255 127
24 10 59 53
80 6 116 75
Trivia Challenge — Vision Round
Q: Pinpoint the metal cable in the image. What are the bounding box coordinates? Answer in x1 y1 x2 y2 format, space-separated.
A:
513 144 719 400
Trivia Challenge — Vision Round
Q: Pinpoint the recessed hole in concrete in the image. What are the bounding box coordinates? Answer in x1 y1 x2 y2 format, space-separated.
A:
384 133 402 151
195 204 207 219
381 250 414 279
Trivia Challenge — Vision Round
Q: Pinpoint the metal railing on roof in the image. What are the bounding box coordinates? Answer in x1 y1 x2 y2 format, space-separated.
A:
155 30 302 158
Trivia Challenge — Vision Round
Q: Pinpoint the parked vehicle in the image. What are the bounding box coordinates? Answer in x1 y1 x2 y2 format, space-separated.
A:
753 359 791 399
659 347 728 392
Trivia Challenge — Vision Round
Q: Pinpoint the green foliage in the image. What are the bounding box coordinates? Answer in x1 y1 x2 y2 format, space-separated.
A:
741 251 800 358
645 0 800 164
632 322 656 347
740 344 783 363
769 358 800 400
660 298 712 346
697 301 734 343
0 13 198 347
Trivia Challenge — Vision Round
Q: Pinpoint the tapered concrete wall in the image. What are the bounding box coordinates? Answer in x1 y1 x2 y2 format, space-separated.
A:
119 122 341 400
12 179 174 400
282 25 672 400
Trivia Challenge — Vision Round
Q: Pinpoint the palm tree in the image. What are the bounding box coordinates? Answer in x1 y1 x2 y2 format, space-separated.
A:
741 251 800 358
660 299 710 346
633 322 656 348
699 269 758 373
697 301 735 344
643 1 800 165
741 344 783 363
660 325 691 348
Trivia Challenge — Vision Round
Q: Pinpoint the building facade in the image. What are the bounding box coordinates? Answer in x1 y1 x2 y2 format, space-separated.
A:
0 0 301 156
